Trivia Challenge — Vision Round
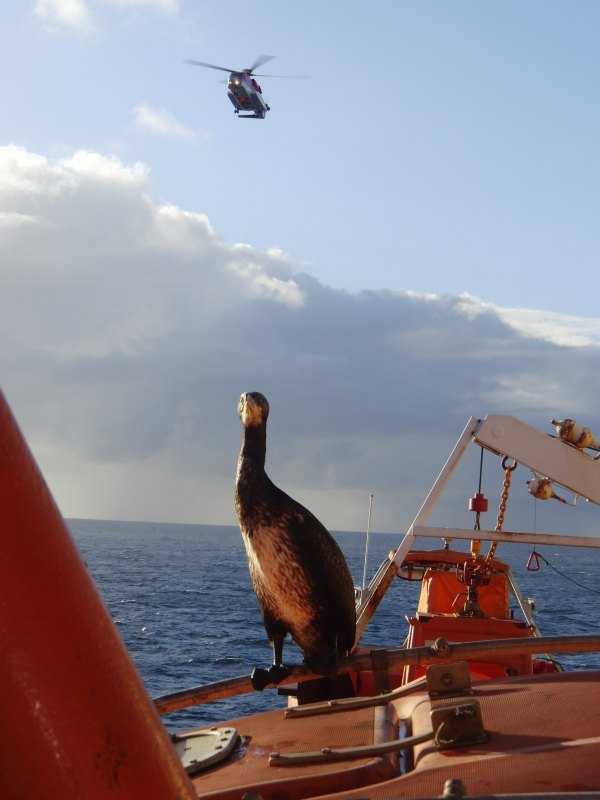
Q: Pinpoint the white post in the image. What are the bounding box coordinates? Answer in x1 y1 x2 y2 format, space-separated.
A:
390 416 482 570
361 495 374 597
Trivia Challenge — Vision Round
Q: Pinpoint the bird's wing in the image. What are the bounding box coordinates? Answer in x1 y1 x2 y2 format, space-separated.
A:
269 483 356 651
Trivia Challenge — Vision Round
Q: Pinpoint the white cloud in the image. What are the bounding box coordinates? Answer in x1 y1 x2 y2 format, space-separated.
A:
102 0 178 11
1 144 600 535
457 294 600 348
132 104 195 142
33 0 178 35
34 0 96 34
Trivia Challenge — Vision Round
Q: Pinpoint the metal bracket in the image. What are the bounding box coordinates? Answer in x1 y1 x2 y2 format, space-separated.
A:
431 698 487 750
426 661 472 699
370 648 391 695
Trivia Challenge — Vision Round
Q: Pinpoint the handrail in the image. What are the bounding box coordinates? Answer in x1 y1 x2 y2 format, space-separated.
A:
283 676 427 718
153 634 600 714
414 525 600 549
269 729 435 766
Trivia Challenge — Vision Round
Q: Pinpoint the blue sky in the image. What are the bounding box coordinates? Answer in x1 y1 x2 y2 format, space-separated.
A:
1 1 600 533
3 1 600 310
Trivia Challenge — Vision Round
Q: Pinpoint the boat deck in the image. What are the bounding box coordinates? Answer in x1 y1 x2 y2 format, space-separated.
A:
191 670 600 800
192 702 400 800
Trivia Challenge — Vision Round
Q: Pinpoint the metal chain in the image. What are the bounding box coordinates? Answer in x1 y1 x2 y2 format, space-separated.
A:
495 470 512 532
486 457 517 564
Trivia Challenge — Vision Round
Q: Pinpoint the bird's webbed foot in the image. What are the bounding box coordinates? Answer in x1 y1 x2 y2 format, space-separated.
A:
251 637 291 691
268 663 291 684
250 663 291 691
250 668 271 692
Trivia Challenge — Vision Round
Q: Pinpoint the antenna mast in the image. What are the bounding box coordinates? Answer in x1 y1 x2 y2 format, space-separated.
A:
361 494 374 597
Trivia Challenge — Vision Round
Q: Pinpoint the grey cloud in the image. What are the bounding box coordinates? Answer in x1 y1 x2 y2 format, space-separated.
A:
1 145 599 534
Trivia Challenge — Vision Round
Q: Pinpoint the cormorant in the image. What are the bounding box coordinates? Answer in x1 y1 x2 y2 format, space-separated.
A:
235 392 356 694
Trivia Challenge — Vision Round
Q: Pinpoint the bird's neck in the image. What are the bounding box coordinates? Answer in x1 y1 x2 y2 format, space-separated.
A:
240 423 267 469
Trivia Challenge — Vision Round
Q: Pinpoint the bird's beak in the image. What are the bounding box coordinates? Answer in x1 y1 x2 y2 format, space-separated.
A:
239 394 263 427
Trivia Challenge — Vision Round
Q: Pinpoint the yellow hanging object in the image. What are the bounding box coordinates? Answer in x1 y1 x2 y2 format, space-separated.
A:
527 475 578 506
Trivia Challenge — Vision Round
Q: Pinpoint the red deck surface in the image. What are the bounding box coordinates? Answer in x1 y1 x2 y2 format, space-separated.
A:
192 703 400 800
191 670 600 800
315 670 600 798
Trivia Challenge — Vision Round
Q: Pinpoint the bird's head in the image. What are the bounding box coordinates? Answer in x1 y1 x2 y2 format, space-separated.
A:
238 392 270 427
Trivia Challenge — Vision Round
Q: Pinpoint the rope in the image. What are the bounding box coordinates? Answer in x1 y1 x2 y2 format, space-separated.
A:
536 551 600 596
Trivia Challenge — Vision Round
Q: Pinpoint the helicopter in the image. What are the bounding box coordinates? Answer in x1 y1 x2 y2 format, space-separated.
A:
184 55 308 119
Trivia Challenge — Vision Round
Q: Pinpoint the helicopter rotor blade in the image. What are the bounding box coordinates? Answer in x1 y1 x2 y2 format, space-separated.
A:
253 74 310 79
248 54 275 72
184 59 238 73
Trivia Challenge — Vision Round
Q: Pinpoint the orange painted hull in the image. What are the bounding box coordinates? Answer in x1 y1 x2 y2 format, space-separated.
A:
0 389 196 800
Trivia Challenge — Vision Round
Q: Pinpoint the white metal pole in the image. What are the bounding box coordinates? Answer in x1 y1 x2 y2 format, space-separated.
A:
355 416 480 641
361 494 374 597
391 416 482 569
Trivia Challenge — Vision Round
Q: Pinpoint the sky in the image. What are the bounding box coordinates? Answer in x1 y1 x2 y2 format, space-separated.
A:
1 1 600 537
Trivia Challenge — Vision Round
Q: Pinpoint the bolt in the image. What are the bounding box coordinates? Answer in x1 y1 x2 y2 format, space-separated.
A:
442 778 467 798
433 637 450 655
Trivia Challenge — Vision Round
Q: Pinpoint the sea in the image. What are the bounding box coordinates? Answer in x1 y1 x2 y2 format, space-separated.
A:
68 520 600 734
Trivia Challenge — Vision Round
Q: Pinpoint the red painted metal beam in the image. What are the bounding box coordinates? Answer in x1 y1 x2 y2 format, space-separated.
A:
0 389 197 799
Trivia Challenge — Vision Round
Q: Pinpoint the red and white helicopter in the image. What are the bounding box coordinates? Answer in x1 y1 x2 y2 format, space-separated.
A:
184 55 308 119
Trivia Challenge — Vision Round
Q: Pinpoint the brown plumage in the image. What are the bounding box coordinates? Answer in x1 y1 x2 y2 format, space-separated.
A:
235 392 356 679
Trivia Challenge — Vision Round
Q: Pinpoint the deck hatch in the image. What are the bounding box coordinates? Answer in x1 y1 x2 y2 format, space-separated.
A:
172 727 239 774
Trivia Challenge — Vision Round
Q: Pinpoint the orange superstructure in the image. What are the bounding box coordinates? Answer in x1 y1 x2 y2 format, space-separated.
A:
396 550 534 683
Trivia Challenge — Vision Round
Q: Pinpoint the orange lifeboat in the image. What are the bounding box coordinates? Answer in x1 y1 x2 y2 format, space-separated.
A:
400 550 533 683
